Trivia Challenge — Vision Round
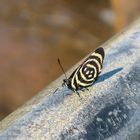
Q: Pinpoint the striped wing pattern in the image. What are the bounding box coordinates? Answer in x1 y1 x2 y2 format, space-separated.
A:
67 47 105 91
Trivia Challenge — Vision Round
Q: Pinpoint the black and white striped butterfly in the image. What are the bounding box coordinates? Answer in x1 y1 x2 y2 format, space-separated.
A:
58 47 105 96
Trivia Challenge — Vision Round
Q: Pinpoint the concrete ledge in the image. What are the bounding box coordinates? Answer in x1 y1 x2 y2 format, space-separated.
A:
0 18 140 140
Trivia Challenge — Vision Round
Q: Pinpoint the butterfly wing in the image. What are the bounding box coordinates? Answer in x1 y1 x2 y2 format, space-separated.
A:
68 47 105 91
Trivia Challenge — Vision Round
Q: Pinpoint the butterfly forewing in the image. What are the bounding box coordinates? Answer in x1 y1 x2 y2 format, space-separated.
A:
67 47 105 91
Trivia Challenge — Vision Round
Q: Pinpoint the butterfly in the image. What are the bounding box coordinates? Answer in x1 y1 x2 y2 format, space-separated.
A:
57 47 105 96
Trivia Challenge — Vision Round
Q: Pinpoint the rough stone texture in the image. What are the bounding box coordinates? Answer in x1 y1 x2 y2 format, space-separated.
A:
0 18 140 140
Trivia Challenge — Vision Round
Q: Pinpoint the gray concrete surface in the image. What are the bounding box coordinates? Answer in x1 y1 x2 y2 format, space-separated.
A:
0 18 140 140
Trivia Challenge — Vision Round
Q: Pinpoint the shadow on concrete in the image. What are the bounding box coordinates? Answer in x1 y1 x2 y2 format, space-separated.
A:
96 67 123 84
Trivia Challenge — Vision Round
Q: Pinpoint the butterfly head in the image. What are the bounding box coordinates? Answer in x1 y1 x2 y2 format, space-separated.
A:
62 79 70 87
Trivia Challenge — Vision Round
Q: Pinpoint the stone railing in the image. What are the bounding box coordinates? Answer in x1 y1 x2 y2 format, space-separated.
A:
0 18 140 140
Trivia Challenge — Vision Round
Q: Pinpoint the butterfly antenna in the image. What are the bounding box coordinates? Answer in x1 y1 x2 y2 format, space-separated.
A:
57 58 68 79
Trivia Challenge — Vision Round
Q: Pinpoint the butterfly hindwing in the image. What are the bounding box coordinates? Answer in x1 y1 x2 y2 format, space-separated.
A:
66 47 105 91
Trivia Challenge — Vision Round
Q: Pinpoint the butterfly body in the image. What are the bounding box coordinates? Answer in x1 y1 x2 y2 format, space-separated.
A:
62 47 105 93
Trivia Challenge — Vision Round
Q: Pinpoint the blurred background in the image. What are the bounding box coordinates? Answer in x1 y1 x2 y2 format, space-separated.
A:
0 0 140 120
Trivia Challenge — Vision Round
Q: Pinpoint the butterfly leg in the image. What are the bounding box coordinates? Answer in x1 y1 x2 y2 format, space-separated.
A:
81 89 85 92
53 88 59 94
81 87 89 91
86 88 89 91
75 90 80 97
75 91 83 100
